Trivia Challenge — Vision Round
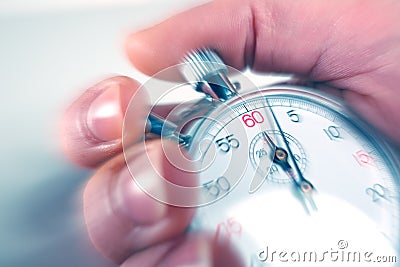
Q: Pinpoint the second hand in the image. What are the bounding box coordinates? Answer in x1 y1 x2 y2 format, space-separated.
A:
265 98 318 214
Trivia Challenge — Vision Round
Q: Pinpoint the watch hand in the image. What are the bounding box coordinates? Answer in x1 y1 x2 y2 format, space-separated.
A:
262 132 306 187
265 99 318 214
272 147 317 215
249 131 301 194
248 129 276 194
262 131 310 189
262 131 277 150
250 149 273 194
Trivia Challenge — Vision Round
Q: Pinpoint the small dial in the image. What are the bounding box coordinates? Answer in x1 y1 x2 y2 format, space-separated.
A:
249 130 307 184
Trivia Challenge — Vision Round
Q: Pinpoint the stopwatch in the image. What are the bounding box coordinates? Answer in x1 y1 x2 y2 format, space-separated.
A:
123 49 400 266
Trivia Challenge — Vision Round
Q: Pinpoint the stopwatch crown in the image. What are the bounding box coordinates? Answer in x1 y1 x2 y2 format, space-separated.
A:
181 48 237 101
181 48 227 82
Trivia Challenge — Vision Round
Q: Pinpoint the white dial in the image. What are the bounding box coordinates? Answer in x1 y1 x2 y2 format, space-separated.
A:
189 86 400 266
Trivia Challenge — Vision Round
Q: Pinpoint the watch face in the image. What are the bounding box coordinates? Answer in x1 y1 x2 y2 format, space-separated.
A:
189 86 400 266
122 57 399 266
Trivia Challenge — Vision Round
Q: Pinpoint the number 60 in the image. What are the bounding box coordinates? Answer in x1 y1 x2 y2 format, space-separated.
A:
242 111 265 127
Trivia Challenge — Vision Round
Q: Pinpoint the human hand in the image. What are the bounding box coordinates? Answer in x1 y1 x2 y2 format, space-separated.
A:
128 0 400 144
61 0 400 266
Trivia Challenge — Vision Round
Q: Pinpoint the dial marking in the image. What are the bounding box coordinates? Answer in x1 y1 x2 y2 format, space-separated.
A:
353 149 375 167
214 217 242 242
287 109 301 123
249 130 307 184
323 125 341 140
366 183 394 203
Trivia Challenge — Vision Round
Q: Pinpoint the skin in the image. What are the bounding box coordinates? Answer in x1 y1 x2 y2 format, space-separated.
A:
61 0 400 266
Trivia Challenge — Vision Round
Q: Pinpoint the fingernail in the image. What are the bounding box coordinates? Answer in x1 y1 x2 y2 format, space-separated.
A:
115 144 168 224
87 83 123 141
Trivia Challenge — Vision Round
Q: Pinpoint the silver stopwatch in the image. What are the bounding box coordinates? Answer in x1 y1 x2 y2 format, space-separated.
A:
124 49 400 266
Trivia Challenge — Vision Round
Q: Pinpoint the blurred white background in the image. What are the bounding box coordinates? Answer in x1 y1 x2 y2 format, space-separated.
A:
0 1 210 266
0 0 186 14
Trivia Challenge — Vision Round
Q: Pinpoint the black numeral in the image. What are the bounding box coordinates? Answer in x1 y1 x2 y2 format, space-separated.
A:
287 110 300 122
323 125 341 140
269 164 279 175
256 148 268 158
215 134 240 153
366 184 393 202
203 176 231 197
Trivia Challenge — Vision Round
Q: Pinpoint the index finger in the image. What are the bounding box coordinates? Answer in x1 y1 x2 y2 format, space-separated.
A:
126 0 340 78
126 0 400 143
126 0 399 81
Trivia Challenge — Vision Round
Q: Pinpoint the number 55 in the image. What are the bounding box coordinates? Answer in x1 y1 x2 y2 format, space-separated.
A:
215 134 240 153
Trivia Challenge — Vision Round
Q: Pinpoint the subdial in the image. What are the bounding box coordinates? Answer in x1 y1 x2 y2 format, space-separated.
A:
249 130 307 184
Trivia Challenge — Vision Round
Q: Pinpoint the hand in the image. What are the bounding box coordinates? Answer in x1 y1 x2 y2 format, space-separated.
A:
61 0 400 266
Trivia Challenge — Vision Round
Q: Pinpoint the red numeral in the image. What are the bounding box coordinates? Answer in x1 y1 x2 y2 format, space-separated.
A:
242 111 265 127
214 217 242 242
353 150 375 166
